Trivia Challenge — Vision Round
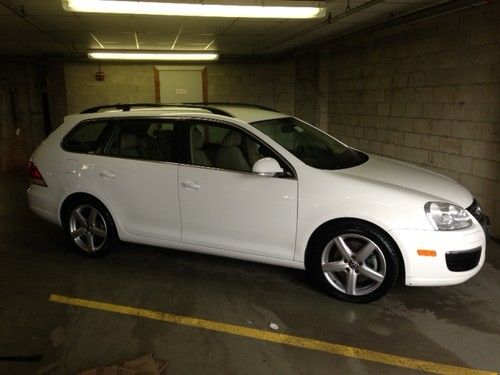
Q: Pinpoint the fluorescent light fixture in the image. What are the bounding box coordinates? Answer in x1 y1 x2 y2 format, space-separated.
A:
88 51 219 61
63 0 325 19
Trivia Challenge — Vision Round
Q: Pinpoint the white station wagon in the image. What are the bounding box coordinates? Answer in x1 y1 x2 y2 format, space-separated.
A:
27 103 489 303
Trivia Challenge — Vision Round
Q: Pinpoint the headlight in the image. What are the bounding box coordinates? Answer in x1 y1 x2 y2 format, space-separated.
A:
424 202 472 231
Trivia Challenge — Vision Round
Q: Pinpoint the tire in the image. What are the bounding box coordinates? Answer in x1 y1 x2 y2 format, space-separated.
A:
306 220 399 303
63 197 118 257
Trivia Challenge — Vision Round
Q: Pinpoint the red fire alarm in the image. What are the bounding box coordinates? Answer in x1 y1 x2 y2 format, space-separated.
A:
95 70 105 81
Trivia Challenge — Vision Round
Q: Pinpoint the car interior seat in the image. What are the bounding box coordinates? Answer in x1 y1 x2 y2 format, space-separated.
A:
119 133 141 158
216 131 250 171
138 136 162 161
154 129 173 161
191 127 212 166
244 136 261 166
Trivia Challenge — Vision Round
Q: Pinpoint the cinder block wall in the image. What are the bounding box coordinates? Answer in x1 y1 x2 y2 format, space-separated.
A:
0 62 47 171
207 61 296 114
326 3 500 236
64 61 296 115
64 63 155 115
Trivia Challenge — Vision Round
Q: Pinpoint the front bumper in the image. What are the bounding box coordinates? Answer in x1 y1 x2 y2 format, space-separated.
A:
467 199 490 236
478 214 490 237
389 222 486 287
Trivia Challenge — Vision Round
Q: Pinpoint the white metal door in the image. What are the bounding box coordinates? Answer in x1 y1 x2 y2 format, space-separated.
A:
159 70 203 103
178 165 298 260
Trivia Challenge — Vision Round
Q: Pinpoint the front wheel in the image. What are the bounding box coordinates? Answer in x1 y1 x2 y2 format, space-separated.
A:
64 198 117 257
307 221 399 303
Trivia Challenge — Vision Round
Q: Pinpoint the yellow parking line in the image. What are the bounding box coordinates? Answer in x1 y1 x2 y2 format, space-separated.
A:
49 294 497 375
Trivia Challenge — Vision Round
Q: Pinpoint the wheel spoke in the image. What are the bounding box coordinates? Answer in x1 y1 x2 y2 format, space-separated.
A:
358 265 384 283
71 227 85 239
345 271 358 295
88 208 98 225
356 242 377 262
334 236 352 260
322 260 346 273
92 227 106 238
85 232 94 252
74 210 87 225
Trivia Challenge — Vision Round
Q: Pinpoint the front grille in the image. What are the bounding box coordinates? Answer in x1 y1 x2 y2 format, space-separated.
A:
445 247 481 272
467 199 483 223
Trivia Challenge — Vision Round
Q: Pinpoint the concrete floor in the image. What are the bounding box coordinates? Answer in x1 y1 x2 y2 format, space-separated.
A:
1 170 499 375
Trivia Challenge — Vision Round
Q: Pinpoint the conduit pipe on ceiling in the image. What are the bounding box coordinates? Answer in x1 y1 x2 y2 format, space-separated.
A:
0 0 79 54
312 0 488 53
258 0 386 53
258 0 487 55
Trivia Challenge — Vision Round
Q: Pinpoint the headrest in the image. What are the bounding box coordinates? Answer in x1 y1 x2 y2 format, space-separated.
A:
138 137 154 149
221 131 241 148
155 129 172 142
191 128 205 150
120 133 138 149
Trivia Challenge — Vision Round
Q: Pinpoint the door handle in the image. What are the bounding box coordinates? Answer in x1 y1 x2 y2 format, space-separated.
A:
99 171 115 179
181 181 201 190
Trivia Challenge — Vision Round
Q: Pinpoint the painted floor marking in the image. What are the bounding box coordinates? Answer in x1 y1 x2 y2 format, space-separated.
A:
49 294 498 375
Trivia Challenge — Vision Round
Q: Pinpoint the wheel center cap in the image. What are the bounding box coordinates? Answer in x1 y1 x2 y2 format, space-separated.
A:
348 259 359 269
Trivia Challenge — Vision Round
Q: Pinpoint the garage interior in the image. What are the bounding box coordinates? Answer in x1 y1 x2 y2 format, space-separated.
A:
0 0 499 373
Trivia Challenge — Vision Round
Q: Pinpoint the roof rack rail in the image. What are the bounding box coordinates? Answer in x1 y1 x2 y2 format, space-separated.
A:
80 103 233 117
80 102 278 116
80 103 232 117
81 103 162 113
183 102 277 112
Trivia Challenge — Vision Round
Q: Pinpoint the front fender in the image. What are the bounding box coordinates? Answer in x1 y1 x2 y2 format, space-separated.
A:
293 168 434 267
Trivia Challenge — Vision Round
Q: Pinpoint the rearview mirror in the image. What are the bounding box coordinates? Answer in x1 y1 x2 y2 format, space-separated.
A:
252 157 284 177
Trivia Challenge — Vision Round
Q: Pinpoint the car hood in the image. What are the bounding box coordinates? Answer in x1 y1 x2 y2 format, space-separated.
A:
337 154 473 208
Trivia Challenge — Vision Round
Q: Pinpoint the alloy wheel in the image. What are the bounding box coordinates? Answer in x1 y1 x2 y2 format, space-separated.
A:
69 204 108 253
321 233 387 296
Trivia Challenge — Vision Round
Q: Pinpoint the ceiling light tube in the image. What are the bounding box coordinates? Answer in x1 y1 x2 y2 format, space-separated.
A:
88 51 219 61
63 0 325 19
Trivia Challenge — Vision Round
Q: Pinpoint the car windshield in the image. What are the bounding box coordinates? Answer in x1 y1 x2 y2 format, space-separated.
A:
251 117 367 170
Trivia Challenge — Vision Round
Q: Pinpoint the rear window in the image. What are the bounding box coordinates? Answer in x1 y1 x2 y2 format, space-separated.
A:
62 120 109 153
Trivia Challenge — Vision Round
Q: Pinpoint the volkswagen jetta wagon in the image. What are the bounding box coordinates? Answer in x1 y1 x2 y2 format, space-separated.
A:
27 103 489 303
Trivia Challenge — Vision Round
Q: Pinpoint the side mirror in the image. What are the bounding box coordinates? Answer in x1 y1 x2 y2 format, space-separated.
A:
252 157 284 177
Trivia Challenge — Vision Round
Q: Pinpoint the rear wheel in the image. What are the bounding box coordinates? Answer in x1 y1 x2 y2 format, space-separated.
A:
64 198 117 257
307 221 399 303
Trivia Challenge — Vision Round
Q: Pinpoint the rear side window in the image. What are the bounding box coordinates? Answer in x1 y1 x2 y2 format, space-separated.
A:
62 120 109 153
105 119 178 163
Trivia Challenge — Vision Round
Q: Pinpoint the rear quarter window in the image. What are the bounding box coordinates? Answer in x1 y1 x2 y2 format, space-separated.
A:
62 120 109 153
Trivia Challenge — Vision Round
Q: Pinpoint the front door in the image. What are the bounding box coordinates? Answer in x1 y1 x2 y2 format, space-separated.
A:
178 120 298 260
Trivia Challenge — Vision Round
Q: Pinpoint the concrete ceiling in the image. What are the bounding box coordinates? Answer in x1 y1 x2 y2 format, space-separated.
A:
0 0 447 58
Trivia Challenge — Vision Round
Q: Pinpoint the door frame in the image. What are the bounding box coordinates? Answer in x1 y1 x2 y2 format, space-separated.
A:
153 65 208 104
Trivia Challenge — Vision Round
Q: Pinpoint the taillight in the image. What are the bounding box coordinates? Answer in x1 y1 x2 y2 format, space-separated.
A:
28 161 47 187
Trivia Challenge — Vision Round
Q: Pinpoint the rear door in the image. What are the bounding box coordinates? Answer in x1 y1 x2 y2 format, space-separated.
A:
91 118 181 242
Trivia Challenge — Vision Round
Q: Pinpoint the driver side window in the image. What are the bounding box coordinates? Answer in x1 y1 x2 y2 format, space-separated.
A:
186 121 286 174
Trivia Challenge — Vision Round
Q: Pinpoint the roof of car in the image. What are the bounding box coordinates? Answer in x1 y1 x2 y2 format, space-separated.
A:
79 103 288 123
207 104 288 123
